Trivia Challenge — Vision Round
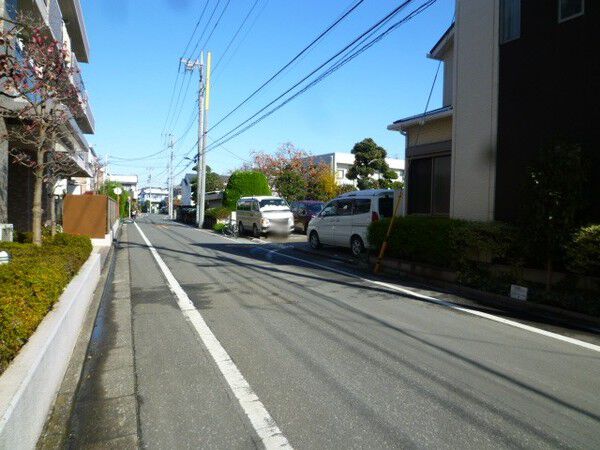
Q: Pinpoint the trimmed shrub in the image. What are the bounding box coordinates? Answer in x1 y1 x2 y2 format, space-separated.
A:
0 234 92 374
367 217 518 269
223 171 271 209
213 223 226 233
205 207 232 221
367 217 465 267
567 225 600 277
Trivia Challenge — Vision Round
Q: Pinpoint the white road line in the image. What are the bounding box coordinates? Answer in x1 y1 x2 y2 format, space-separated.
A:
134 223 292 449
197 229 600 353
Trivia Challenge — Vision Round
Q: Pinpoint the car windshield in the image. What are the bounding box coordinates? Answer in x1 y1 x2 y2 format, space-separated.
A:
307 203 324 213
259 198 289 209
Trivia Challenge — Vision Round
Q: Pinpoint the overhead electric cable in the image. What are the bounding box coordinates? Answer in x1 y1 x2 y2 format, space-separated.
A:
206 0 436 152
194 0 231 58
209 0 367 131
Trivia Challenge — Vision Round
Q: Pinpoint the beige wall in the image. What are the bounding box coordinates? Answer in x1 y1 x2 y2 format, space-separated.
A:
442 42 454 107
407 116 453 147
450 0 499 221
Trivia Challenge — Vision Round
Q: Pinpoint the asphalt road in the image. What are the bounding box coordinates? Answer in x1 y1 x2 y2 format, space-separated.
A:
125 214 600 449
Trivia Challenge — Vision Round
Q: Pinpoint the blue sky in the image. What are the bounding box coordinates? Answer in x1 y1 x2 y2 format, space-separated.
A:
81 0 454 187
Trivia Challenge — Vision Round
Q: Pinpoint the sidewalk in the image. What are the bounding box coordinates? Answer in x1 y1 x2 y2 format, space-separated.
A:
39 225 139 448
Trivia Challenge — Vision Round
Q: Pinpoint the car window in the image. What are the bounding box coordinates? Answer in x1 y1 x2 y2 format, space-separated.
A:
378 196 394 218
321 201 337 217
259 198 288 208
354 199 371 215
337 199 353 216
308 203 324 214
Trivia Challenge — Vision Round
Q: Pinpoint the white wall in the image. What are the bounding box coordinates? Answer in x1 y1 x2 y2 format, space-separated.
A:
450 0 499 221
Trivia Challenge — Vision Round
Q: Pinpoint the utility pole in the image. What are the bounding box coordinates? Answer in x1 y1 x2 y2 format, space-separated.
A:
181 55 204 227
199 51 212 230
167 133 174 219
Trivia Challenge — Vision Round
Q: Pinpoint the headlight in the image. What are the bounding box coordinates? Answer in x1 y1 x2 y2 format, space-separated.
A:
288 217 293 224
261 218 270 226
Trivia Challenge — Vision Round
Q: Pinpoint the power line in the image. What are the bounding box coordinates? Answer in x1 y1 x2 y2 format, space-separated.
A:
209 0 367 132
206 0 436 152
188 0 222 60
194 0 231 59
211 0 261 75
207 0 421 149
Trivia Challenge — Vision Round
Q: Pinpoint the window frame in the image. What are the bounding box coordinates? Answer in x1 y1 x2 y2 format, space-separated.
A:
499 0 521 44
558 0 585 23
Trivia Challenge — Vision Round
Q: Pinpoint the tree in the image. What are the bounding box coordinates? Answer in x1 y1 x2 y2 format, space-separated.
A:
346 138 397 190
98 181 130 218
523 141 584 290
251 142 332 201
0 15 85 245
191 165 223 200
223 171 271 209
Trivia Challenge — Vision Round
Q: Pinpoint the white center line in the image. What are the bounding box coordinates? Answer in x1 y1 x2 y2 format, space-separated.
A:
134 222 292 449
197 228 600 354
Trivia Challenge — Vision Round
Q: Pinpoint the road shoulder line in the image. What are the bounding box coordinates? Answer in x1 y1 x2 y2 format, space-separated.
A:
133 222 292 449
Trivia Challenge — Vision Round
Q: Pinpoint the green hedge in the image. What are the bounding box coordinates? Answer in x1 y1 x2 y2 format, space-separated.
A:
205 207 232 220
567 225 600 277
367 217 518 268
0 234 92 374
223 171 271 209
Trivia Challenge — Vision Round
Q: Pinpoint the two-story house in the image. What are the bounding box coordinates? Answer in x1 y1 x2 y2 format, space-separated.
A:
388 0 597 223
0 0 95 232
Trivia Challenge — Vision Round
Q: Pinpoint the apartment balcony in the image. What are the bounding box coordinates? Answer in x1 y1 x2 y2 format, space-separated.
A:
70 55 95 134
58 0 89 63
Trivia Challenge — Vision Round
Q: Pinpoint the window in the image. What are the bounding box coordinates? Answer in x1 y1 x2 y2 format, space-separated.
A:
336 169 344 180
354 199 371 215
259 198 288 209
378 197 394 218
336 199 353 216
407 155 450 215
559 0 584 22
321 202 337 217
500 0 521 43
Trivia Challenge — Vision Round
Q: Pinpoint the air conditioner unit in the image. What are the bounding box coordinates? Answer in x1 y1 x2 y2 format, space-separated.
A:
0 223 14 242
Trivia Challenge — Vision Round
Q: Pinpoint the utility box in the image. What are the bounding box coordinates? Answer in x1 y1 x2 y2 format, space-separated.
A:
0 224 14 242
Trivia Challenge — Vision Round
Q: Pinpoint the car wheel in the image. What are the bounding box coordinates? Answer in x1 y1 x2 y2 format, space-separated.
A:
309 231 321 250
253 224 260 238
239 222 245 235
350 235 365 257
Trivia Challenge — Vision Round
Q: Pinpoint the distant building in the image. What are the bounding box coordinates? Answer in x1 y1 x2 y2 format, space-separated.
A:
139 187 168 213
180 173 196 206
308 152 405 187
107 174 139 200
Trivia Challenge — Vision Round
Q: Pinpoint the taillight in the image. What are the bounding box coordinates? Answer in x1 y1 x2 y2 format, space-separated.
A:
371 211 379 222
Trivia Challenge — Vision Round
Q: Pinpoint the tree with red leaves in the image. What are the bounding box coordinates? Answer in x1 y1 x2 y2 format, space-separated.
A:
0 14 85 245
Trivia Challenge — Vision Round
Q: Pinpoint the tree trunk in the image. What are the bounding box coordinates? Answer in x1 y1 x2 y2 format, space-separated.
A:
50 194 56 237
32 156 44 246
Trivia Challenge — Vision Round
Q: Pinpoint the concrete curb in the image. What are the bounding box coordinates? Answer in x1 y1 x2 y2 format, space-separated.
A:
0 251 102 449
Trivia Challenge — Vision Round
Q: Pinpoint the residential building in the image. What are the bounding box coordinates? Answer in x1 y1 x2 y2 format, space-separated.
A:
0 0 95 232
180 173 196 206
308 152 405 187
107 174 139 200
139 186 168 213
388 0 597 222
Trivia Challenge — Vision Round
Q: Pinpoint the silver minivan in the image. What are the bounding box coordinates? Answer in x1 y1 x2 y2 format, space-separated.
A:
236 196 294 237
306 189 401 256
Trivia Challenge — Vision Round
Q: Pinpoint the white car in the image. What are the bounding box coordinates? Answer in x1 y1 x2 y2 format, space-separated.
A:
236 196 294 237
306 189 401 256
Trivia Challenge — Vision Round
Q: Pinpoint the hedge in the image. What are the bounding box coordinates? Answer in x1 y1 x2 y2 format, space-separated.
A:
0 234 92 374
367 217 518 269
567 225 600 277
223 171 271 209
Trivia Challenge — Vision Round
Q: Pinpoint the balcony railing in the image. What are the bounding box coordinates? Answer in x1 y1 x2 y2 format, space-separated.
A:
49 0 64 42
70 54 95 133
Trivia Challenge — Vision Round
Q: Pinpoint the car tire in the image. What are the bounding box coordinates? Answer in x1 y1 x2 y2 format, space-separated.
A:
239 222 245 236
309 231 321 250
350 235 365 257
253 224 260 238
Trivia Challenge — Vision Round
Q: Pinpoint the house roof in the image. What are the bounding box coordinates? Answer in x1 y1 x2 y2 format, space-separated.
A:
387 105 453 132
427 22 454 60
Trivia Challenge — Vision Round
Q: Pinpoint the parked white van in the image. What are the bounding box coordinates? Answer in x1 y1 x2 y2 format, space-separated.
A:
306 189 401 256
236 196 294 237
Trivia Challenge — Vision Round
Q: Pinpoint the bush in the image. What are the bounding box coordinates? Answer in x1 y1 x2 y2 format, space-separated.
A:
567 225 600 277
0 233 92 374
205 207 232 221
213 223 226 233
367 217 517 269
223 171 271 209
368 217 465 267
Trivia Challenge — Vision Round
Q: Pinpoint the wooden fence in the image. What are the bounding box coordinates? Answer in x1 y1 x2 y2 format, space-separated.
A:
63 194 118 239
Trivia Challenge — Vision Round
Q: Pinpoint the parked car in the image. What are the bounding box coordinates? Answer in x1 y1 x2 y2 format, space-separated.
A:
307 189 400 257
290 201 324 234
236 196 294 237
